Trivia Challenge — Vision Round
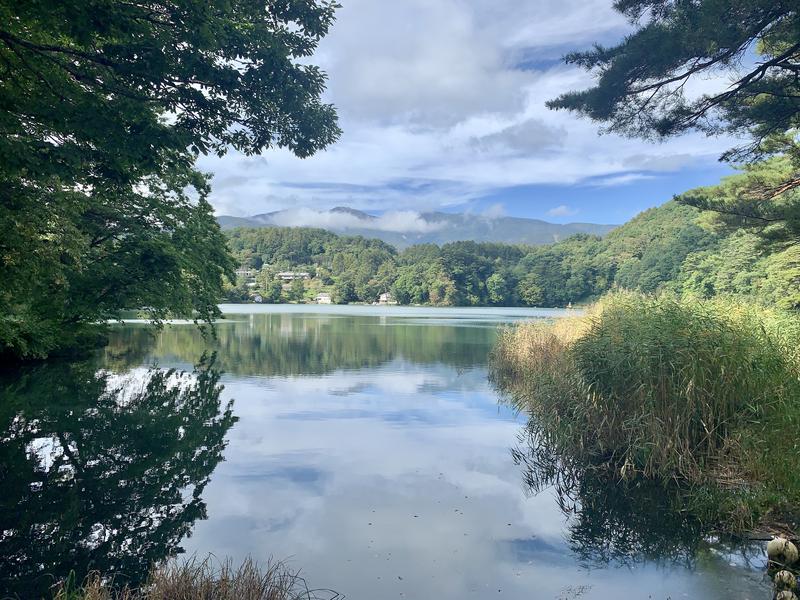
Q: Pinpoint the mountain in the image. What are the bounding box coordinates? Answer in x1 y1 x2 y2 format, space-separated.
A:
216 207 617 249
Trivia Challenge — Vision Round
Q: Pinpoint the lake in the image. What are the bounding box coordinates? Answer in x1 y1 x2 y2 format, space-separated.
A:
0 305 772 599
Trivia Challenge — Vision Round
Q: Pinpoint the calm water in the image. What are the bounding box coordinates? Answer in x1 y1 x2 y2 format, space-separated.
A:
0 305 772 599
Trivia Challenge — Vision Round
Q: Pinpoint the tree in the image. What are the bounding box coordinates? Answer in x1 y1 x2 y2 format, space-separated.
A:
392 266 428 305
222 277 251 303
680 153 800 250
486 272 510 305
516 273 544 307
332 277 357 304
262 280 285 304
289 278 306 303
548 1 800 236
548 1 799 158
255 268 284 304
0 0 341 359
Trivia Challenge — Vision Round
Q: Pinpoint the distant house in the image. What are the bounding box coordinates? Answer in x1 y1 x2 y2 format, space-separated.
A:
378 292 396 305
276 271 311 281
315 293 332 304
235 268 257 279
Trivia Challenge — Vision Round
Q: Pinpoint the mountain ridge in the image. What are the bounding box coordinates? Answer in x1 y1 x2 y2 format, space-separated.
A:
217 208 618 249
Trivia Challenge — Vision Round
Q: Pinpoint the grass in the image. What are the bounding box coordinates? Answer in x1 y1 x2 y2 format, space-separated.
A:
490 291 800 533
52 557 340 600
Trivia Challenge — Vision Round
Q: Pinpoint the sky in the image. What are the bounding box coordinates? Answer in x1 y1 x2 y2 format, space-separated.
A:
200 0 739 227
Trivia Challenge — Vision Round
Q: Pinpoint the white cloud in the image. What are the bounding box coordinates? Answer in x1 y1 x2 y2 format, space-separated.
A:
586 173 657 187
469 118 565 155
374 210 445 233
200 0 738 217
266 207 445 233
481 203 506 219
317 0 531 126
546 205 578 217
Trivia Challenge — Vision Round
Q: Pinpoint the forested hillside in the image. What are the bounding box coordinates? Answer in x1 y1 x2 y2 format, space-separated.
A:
225 198 800 309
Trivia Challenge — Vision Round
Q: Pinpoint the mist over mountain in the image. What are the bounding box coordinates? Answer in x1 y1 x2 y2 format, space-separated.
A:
217 207 617 248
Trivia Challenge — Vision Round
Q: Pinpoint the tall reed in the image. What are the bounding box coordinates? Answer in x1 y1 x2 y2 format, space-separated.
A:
491 291 800 490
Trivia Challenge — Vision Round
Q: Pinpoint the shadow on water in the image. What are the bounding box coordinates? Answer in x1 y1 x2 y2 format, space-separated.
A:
0 354 237 598
508 406 765 572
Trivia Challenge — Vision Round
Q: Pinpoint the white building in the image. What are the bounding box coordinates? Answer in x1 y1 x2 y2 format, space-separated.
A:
235 268 257 279
378 292 396 305
276 271 311 281
315 293 332 304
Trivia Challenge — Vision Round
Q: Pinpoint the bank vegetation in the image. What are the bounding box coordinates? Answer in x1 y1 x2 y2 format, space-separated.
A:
490 292 800 533
52 558 339 600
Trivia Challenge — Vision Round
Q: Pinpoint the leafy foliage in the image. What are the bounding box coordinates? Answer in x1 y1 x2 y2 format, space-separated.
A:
549 0 800 245
0 0 340 359
680 153 800 250
547 1 799 159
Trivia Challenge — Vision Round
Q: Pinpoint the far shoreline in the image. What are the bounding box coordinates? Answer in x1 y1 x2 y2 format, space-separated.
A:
216 303 578 318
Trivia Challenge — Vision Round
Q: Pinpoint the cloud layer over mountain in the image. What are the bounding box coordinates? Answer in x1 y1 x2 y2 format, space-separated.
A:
218 207 617 249
200 0 737 220
268 208 446 233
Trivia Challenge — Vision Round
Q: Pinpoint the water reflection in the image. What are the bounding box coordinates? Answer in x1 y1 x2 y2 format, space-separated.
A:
0 356 236 597
510 425 707 566
503 397 769 594
105 311 504 376
0 308 774 599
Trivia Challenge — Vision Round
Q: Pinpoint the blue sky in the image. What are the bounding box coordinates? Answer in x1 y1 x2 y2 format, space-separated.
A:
466 162 736 224
200 0 739 228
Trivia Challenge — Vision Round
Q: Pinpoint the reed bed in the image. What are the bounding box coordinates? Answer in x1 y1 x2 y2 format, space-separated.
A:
53 557 340 600
491 291 800 530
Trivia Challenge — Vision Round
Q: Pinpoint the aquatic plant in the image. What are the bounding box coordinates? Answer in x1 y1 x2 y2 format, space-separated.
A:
52 557 339 600
491 291 800 532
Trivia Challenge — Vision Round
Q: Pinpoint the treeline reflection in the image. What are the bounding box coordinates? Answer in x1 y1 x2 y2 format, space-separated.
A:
0 356 236 597
106 314 498 375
